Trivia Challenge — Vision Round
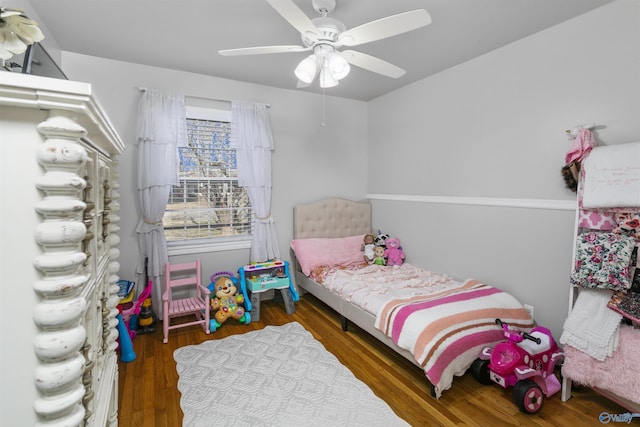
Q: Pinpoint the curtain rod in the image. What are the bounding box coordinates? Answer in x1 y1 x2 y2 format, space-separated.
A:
137 86 270 108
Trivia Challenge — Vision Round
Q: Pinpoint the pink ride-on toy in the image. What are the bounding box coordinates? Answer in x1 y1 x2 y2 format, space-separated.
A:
471 318 564 414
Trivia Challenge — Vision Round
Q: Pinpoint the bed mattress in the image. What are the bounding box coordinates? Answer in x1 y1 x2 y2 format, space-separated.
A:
308 262 535 397
311 263 459 316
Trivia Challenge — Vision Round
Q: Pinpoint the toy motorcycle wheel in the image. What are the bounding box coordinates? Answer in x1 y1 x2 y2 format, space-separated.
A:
513 380 544 413
470 359 492 385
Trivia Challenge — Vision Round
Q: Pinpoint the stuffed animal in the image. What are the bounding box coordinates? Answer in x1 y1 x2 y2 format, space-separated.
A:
210 275 247 327
384 237 405 266
373 245 386 266
362 233 376 264
375 232 389 249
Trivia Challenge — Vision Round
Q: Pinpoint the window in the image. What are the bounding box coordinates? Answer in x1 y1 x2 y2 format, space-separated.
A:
164 106 252 252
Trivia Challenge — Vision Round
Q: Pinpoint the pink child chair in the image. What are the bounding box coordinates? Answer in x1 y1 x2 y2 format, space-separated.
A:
162 259 210 343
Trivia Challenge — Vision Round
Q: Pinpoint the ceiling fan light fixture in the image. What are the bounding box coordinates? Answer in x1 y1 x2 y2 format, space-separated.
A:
319 67 338 88
295 54 319 83
220 1 432 92
327 52 350 80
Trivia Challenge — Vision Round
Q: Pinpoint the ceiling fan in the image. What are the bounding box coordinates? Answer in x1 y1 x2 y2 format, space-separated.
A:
218 0 432 89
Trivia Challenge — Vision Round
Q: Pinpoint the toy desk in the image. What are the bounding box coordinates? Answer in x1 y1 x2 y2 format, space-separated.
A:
238 260 299 321
246 275 290 292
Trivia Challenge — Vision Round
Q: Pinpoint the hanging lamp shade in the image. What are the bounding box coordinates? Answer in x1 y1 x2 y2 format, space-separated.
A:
318 67 338 88
294 54 319 83
327 52 350 80
295 43 351 88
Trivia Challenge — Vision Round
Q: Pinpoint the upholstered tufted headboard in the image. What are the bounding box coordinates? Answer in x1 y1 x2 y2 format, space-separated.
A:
293 198 372 239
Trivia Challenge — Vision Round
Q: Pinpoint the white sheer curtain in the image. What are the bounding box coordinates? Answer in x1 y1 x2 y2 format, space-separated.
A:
136 89 187 319
231 101 280 262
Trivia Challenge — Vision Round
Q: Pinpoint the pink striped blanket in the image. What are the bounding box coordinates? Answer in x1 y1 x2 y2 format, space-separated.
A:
375 279 534 398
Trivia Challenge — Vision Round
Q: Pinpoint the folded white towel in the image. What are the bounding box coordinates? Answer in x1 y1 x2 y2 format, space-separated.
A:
582 141 640 209
560 288 621 361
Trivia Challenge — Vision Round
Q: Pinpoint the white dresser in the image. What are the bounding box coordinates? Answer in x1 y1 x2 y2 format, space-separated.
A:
0 72 125 426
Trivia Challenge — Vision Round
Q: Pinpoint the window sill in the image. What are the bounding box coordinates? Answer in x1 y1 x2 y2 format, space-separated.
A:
167 237 251 256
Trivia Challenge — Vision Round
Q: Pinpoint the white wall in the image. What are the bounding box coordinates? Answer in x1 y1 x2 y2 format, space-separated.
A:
59 53 368 288
367 0 640 337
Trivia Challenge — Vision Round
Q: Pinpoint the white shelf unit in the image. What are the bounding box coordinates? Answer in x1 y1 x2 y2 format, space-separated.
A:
560 151 640 413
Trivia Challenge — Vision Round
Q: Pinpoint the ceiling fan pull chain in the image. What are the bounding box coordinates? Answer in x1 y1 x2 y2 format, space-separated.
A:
321 89 326 127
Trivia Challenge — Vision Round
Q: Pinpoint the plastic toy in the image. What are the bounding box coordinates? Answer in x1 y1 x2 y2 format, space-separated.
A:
116 313 136 363
118 280 153 340
272 266 287 278
373 245 386 265
208 272 250 332
471 319 564 414
238 261 298 321
117 280 136 304
135 296 157 335
362 233 376 264
383 237 405 266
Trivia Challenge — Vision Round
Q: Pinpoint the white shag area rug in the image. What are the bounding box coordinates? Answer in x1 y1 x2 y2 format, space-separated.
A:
174 322 409 427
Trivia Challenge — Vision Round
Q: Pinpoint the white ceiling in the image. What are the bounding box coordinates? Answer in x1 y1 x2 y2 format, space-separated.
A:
29 0 612 101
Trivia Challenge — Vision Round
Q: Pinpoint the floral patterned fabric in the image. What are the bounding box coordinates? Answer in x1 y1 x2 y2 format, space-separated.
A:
613 212 640 240
570 232 636 291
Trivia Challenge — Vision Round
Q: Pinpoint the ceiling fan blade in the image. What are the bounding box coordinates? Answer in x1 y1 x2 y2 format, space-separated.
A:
338 9 431 47
219 45 310 56
266 0 319 42
341 50 405 78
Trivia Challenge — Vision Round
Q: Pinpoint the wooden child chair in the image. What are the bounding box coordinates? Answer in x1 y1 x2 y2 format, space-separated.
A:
162 259 210 343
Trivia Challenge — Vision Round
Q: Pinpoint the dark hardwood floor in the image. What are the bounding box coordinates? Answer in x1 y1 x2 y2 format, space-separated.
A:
117 294 634 426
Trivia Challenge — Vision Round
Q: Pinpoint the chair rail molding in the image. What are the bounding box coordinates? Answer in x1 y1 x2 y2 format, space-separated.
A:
367 193 577 211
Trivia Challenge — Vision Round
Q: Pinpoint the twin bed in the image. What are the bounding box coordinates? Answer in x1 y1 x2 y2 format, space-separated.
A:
290 197 535 398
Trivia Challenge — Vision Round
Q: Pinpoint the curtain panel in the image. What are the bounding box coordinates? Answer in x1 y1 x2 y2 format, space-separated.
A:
231 101 280 262
136 89 187 319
